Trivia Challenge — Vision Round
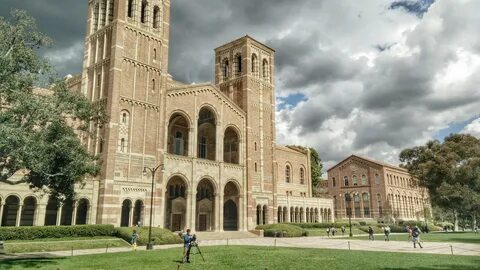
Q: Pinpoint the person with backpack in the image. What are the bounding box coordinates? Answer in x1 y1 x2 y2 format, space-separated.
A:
331 227 337 236
131 230 139 251
368 226 374 241
412 226 423 248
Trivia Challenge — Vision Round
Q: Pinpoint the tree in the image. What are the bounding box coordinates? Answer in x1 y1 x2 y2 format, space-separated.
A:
309 147 323 188
399 134 480 231
0 10 106 200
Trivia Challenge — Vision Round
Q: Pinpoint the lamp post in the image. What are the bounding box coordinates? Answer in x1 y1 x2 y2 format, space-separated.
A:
346 194 353 237
143 164 165 250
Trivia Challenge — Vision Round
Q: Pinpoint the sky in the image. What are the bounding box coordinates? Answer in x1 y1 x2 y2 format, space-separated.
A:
1 0 479 170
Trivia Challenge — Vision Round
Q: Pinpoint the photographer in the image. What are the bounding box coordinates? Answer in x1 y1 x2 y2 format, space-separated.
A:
182 229 193 263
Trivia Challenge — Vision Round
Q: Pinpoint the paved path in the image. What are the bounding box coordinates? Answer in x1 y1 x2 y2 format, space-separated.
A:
1 237 479 260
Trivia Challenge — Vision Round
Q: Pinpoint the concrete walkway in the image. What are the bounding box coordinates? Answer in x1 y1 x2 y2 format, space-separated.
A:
1 236 479 260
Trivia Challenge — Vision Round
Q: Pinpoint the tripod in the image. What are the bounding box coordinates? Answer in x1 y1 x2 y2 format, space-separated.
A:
190 242 205 262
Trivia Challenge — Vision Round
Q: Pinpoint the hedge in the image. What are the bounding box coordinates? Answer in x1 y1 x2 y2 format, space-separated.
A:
284 222 355 229
0 225 115 241
114 227 182 246
256 224 307 237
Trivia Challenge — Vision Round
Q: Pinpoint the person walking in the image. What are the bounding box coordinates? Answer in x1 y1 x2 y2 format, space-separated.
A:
341 226 346 237
412 226 423 248
131 230 139 251
368 226 374 241
331 227 336 236
407 225 413 241
182 229 193 263
326 227 330 237
384 225 391 241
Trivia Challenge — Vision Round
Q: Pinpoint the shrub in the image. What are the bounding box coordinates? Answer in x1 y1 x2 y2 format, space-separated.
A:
114 227 182 246
357 225 382 234
0 225 115 241
283 222 352 229
256 224 307 237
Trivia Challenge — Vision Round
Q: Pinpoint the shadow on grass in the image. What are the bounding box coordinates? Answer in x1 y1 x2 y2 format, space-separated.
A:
382 261 480 270
0 257 65 269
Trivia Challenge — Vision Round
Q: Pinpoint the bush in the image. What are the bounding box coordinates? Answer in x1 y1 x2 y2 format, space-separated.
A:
357 225 382 234
0 225 115 241
283 222 352 229
114 227 182 246
256 224 307 237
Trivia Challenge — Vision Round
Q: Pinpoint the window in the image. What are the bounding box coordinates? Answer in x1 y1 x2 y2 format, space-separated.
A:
174 131 184 155
375 174 380 185
254 142 257 151
353 175 358 186
262 59 269 80
99 140 103 153
127 0 134 18
153 6 160 28
120 138 126 152
362 193 369 202
141 0 148 24
332 177 336 187
300 168 305 184
153 48 157 60
222 58 229 80
97 73 101 87
122 113 127 124
361 175 368 185
151 79 155 92
235 53 242 76
344 176 349 186
285 165 291 183
354 194 361 202
199 136 207 158
251 54 258 76
255 162 257 172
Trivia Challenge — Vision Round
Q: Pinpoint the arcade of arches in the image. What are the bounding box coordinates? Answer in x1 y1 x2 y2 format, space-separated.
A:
0 195 90 227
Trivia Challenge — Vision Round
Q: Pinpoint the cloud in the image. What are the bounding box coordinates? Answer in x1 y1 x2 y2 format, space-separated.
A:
462 118 480 138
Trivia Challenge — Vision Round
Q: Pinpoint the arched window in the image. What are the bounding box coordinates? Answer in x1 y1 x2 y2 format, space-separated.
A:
262 59 269 80
362 175 368 185
153 48 157 60
255 162 258 172
332 177 336 187
251 54 258 76
375 173 380 185
151 79 155 92
174 131 184 155
127 0 135 18
197 107 216 160
141 0 148 24
344 176 349 186
120 138 126 152
122 113 127 124
352 175 358 186
153 6 160 29
300 167 305 184
222 58 229 81
235 53 242 76
119 110 130 153
285 165 291 183
224 127 240 164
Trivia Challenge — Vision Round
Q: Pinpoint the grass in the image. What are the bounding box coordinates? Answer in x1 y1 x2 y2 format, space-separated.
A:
1 246 479 270
353 232 480 244
4 237 130 253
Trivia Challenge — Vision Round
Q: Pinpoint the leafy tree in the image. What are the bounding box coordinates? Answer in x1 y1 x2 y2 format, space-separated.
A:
399 134 480 231
0 10 106 200
309 147 323 188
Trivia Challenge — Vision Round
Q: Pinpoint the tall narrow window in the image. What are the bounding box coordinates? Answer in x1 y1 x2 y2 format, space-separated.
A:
108 0 114 22
375 173 380 185
151 79 155 93
174 131 184 155
262 59 269 80
141 0 148 23
235 53 242 76
122 113 127 124
361 175 368 185
153 48 157 60
153 6 160 28
127 0 134 18
300 168 305 184
353 175 358 186
199 136 207 159
332 177 336 187
120 138 126 152
344 176 349 186
285 165 291 183
93 3 99 32
251 54 258 76
222 58 229 81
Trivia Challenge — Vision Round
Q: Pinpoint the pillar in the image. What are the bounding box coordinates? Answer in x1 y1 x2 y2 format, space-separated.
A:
0 202 4 226
72 202 78 225
16 204 23 227
360 198 365 218
219 192 224 231
56 205 62 226
35 203 47 226
185 191 192 230
238 195 243 231
191 191 197 232
214 193 220 231
129 205 134 226
259 207 263 225
286 208 291 223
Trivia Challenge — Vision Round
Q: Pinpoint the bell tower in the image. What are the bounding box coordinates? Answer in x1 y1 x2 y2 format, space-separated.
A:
81 0 171 225
214 36 276 227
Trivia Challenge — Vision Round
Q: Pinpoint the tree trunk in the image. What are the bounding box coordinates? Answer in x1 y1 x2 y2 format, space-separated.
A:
473 213 477 232
453 210 459 232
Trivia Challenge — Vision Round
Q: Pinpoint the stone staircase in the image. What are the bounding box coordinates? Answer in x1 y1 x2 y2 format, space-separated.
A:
194 231 260 241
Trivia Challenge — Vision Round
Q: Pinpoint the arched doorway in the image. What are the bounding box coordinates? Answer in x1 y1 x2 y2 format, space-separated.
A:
256 205 261 225
133 200 144 227
120 199 132 227
165 176 187 231
168 113 189 156
223 181 239 231
262 205 268 225
283 207 288 223
44 197 59 226
223 127 239 164
20 197 36 226
197 107 216 161
76 199 89 225
61 199 74 225
196 179 215 231
1 196 20 226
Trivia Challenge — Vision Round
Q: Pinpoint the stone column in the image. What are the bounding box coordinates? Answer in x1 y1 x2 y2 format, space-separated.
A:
87 206 92 225
56 205 63 226
35 203 47 226
191 191 197 232
0 202 4 226
189 128 195 157
238 195 243 231
16 204 23 227
72 202 78 225
360 198 365 218
259 207 263 225
214 193 220 231
286 207 291 223
185 192 191 230
219 193 224 231
129 205 134 226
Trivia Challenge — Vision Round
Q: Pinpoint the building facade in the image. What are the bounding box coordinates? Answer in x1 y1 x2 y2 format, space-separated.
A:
0 0 333 231
327 155 431 221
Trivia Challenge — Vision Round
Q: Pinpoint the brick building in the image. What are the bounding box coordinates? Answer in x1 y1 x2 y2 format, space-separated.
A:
327 155 431 221
0 0 333 231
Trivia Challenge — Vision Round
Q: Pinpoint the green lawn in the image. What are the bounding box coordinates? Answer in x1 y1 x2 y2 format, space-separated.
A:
4 237 130 253
353 232 480 244
1 246 479 270
306 227 367 237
